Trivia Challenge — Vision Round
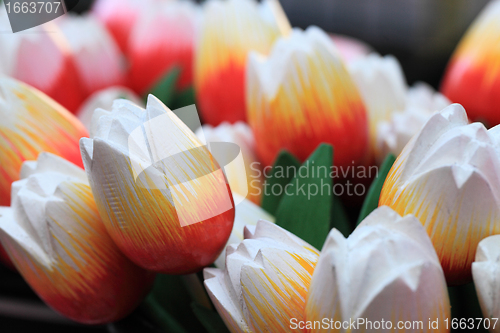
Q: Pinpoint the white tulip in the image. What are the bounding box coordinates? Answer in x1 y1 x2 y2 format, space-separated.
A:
0 153 153 324
380 104 500 284
204 220 319 333
214 193 275 268
348 53 407 152
473 235 500 332
305 206 450 333
76 86 143 130
376 82 451 160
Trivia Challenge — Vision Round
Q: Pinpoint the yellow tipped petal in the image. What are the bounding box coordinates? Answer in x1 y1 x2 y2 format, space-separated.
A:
380 104 500 285
82 96 235 274
0 153 154 324
0 77 88 207
204 220 319 333
246 26 368 168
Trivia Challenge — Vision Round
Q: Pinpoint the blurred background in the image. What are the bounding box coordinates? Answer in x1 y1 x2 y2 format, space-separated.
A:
0 0 493 331
69 0 490 88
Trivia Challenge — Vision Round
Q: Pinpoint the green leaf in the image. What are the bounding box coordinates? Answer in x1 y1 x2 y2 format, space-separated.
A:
171 86 196 110
276 144 333 250
261 150 301 215
146 67 181 108
140 294 187 333
191 303 230 333
357 153 396 225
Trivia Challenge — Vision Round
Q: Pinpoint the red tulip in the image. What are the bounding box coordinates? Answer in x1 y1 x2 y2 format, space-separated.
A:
194 0 291 126
80 96 235 274
441 0 500 126
91 0 146 53
127 1 200 94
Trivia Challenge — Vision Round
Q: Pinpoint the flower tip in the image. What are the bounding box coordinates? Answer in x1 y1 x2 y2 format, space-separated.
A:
203 267 219 280
146 94 170 112
19 161 37 179
440 103 468 121
79 137 94 169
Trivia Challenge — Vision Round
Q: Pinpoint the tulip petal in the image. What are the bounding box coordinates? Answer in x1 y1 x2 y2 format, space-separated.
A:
205 220 319 333
305 206 450 332
441 0 500 126
195 0 290 125
246 26 368 168
0 153 154 324
0 77 88 207
380 104 500 284
472 235 500 332
82 96 235 274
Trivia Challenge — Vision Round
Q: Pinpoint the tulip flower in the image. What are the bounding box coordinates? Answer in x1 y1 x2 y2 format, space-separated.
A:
0 153 155 324
195 121 262 205
80 95 235 274
92 0 154 53
0 77 87 207
128 1 200 94
441 0 500 127
195 0 291 126
473 235 500 332
0 17 83 111
76 86 143 130
213 193 275 268
0 11 125 112
246 26 369 168
204 220 319 333
305 206 450 332
379 104 500 285
376 83 451 161
56 14 126 101
348 53 407 157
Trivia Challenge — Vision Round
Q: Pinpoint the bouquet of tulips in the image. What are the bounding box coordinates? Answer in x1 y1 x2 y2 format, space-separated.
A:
1 0 500 332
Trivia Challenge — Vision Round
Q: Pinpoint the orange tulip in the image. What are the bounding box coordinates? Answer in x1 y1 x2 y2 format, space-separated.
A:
194 0 291 125
441 0 500 126
380 105 500 285
0 77 87 207
0 153 154 324
246 27 368 168
80 96 235 274
0 78 87 267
